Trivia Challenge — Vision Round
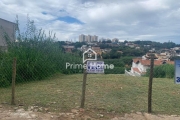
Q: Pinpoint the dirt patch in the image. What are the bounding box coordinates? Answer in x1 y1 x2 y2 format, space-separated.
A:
0 105 180 120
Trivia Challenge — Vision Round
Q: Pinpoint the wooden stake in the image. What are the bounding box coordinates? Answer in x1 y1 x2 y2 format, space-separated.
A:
11 58 17 105
80 62 87 108
148 54 154 113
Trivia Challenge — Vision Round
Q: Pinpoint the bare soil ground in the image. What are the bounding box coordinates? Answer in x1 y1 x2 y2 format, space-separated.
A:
1 105 180 120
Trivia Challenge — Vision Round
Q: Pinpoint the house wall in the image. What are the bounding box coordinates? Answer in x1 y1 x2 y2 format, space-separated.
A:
138 63 143 72
132 62 143 72
0 18 16 48
131 61 150 73
132 62 137 68
138 63 149 73
131 62 136 73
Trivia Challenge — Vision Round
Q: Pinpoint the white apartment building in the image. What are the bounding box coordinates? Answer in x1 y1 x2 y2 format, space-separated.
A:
79 34 85 42
79 34 98 42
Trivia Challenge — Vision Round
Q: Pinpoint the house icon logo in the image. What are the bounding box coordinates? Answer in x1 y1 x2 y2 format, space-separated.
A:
83 47 97 63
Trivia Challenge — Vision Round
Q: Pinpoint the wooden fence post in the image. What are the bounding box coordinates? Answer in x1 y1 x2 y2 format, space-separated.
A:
80 62 87 108
11 58 17 105
148 54 154 113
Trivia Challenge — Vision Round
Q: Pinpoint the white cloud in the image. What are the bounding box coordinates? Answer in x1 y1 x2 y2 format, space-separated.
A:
0 0 180 43
139 0 169 11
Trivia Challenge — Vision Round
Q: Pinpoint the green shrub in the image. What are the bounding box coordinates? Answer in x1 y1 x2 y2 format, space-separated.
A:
146 64 174 78
0 17 82 87
105 67 125 74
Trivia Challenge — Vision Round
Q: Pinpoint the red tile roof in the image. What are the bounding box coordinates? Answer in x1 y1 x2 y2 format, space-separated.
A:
133 58 141 63
133 58 174 66
63 45 75 49
166 61 174 64
132 68 141 73
92 47 101 50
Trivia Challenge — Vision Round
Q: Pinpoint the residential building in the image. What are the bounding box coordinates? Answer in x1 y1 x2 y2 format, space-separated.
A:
125 43 137 48
102 48 111 53
85 36 88 42
91 35 98 42
63 45 75 53
144 53 158 59
149 48 155 52
126 58 174 76
135 47 140 49
79 34 98 42
155 53 170 60
92 47 101 55
79 34 85 42
81 45 88 52
87 35 91 42
171 47 180 51
87 42 97 46
117 51 123 54
0 18 17 51
144 45 151 47
146 49 179 60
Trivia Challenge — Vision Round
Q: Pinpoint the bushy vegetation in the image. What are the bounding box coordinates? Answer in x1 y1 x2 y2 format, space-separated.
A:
104 57 132 66
103 57 133 74
0 17 82 87
101 46 146 59
133 40 178 49
146 64 174 78
104 67 125 74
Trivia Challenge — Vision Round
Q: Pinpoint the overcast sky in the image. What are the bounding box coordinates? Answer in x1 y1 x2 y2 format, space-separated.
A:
1 0 180 43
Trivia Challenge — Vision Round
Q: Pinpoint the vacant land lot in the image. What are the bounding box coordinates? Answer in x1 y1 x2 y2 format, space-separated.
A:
0 74 179 116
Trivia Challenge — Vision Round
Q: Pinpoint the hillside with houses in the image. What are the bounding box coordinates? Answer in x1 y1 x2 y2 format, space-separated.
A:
0 18 179 77
59 38 180 76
